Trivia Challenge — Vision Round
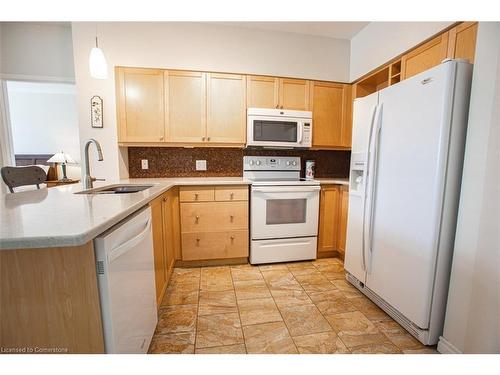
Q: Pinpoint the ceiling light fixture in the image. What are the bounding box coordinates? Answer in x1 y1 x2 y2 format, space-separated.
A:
89 33 108 79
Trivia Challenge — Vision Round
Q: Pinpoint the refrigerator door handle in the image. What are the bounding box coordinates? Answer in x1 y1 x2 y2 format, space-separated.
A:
361 104 378 272
366 104 383 273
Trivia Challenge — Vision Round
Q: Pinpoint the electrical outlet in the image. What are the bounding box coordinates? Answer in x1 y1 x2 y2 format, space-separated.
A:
141 159 149 170
196 160 207 171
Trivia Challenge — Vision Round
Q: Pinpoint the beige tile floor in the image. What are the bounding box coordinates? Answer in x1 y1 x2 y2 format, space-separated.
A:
149 258 438 354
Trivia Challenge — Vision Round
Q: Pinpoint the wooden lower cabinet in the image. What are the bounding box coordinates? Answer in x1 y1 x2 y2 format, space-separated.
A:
182 230 249 261
150 187 180 306
0 242 104 353
338 186 349 257
317 185 341 256
317 184 349 259
179 185 249 261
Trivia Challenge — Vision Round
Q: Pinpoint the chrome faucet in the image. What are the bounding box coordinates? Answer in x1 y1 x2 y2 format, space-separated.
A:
83 139 104 189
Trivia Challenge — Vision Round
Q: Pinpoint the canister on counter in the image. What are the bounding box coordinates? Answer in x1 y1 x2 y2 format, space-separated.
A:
305 160 315 180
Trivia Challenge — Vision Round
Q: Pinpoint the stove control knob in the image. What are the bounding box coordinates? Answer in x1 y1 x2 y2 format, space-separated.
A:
249 160 254 166
292 161 297 166
286 161 291 166
256 160 261 166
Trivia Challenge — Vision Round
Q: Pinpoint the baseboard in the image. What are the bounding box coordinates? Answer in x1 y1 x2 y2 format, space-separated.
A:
175 257 248 268
437 336 462 354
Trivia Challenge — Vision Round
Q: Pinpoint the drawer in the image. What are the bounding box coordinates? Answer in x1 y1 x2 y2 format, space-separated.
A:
215 186 249 201
181 201 248 232
182 230 249 261
179 186 214 202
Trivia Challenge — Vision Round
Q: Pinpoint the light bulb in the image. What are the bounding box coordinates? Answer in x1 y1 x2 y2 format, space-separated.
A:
89 46 108 79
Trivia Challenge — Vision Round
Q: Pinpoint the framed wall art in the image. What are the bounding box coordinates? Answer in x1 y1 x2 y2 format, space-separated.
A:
91 95 103 128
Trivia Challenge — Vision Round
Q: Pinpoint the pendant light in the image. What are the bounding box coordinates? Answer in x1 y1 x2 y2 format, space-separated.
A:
89 30 108 79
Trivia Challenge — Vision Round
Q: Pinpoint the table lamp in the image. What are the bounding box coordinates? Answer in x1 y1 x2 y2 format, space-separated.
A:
47 151 76 182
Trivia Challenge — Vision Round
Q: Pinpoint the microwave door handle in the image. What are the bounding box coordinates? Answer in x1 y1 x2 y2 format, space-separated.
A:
297 123 303 143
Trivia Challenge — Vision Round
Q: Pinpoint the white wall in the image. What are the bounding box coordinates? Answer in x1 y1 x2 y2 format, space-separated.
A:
0 22 75 80
71 22 351 181
349 22 453 81
6 81 81 179
438 22 500 354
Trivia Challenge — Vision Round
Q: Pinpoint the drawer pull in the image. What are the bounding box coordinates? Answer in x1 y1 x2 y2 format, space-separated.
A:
196 238 200 245
230 215 234 222
230 192 234 200
195 215 200 223
195 193 199 200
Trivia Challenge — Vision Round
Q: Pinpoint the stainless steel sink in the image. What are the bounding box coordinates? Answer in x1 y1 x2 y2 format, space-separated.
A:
75 184 154 195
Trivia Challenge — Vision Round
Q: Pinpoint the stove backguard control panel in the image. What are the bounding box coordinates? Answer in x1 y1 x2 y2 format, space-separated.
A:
243 156 301 171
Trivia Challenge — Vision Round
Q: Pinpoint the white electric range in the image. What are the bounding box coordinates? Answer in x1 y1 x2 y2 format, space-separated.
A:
243 156 320 264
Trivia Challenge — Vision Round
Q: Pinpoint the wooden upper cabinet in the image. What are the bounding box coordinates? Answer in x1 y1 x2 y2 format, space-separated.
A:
207 73 246 144
116 67 165 143
165 70 206 143
279 78 310 110
318 185 341 254
447 22 478 64
311 82 352 149
311 82 343 148
341 85 353 148
247 75 279 109
401 32 449 80
247 75 310 110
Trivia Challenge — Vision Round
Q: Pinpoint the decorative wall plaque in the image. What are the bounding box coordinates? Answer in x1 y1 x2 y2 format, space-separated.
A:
91 95 103 128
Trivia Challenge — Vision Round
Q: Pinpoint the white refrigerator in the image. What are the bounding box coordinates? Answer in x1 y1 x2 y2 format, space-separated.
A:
344 59 473 345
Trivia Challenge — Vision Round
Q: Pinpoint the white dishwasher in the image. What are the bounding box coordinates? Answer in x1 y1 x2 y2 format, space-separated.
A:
94 206 158 353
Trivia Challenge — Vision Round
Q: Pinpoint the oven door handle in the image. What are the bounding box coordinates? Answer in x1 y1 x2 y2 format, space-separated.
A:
252 186 320 193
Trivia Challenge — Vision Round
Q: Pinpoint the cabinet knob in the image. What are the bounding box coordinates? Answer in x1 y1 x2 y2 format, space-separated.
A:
163 197 168 202
230 192 234 199
195 193 199 200
275 105 279 109
159 136 164 141
230 236 235 241
196 238 200 245
280 105 284 109
202 136 205 141
230 215 234 222
207 137 211 142
195 215 200 223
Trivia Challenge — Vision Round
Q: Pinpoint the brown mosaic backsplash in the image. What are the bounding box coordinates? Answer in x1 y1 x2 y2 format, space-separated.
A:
128 147 350 179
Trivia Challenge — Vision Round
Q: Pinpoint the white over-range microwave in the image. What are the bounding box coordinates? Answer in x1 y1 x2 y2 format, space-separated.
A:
246 108 312 148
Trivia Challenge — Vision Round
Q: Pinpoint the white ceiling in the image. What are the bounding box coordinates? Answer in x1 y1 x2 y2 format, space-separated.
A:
218 22 369 40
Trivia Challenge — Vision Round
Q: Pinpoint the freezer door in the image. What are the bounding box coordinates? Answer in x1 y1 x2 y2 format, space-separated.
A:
344 92 379 283
365 62 458 329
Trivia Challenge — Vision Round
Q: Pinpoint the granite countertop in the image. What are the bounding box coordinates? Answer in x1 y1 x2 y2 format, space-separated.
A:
0 177 250 250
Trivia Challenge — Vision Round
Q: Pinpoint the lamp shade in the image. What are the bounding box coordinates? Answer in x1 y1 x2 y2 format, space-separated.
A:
47 151 76 164
89 46 108 79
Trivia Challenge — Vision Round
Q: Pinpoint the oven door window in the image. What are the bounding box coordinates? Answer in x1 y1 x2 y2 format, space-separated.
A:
266 199 307 225
253 120 298 142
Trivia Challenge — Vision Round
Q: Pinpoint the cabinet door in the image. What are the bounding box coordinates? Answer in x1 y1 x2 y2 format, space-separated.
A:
165 70 207 143
447 22 478 64
162 192 176 282
246 75 279 109
341 85 353 148
279 78 310 110
311 81 344 148
401 32 449 80
117 67 165 143
337 186 349 256
317 185 341 254
207 73 246 144
150 196 166 306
